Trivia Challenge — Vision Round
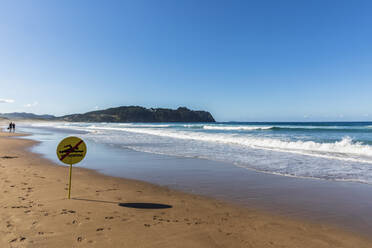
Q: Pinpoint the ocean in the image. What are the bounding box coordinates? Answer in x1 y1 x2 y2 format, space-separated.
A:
23 121 372 185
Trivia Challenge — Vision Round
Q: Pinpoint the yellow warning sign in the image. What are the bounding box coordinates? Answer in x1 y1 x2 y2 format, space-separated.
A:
56 136 87 165
57 136 87 199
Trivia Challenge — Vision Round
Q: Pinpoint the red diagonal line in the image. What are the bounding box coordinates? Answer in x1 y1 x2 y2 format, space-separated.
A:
60 140 83 161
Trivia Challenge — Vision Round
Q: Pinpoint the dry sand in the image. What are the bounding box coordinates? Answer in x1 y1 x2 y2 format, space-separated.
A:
0 131 371 247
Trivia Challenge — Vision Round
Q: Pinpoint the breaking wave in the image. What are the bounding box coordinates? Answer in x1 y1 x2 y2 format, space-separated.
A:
203 125 273 131
25 121 372 184
79 125 372 163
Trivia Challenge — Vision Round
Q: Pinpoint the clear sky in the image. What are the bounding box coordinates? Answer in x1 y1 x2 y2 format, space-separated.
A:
1 0 371 121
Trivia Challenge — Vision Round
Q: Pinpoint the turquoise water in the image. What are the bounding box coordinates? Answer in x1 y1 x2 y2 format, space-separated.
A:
23 121 372 184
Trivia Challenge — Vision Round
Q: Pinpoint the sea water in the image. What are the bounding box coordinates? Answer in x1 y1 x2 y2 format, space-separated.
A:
23 121 372 184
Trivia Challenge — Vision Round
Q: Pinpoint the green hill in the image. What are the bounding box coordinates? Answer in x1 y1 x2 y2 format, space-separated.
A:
59 106 215 123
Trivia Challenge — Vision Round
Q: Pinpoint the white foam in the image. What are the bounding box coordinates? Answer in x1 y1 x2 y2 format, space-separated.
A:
118 124 171 128
74 124 372 163
183 124 204 128
203 125 273 130
28 122 372 164
25 121 372 184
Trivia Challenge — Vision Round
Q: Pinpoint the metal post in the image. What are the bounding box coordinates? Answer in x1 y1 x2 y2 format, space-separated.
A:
68 164 72 199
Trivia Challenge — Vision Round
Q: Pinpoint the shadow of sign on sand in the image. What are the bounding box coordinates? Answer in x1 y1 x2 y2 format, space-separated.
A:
118 203 172 209
72 198 172 209
1 156 18 159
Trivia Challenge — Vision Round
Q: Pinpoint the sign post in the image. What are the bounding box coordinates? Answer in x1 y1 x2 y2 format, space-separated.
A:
56 136 87 199
68 164 72 199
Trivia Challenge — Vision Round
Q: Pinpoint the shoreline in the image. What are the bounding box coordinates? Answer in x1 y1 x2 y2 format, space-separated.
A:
21 124 372 237
1 132 371 247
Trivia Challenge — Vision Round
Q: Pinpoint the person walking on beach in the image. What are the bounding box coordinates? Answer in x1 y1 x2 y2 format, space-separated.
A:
8 122 12 133
12 122 15 132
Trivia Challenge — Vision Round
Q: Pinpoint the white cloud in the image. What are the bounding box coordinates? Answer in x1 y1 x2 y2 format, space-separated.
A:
94 106 99 110
24 101 38 108
0 99 15 103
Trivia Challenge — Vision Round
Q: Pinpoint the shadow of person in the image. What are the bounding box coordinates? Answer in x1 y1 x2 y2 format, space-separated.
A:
71 198 172 209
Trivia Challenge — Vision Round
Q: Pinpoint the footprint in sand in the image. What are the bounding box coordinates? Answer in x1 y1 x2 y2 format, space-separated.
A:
9 236 26 243
61 209 76 215
11 205 28 209
10 238 17 243
6 221 13 228
37 231 54 236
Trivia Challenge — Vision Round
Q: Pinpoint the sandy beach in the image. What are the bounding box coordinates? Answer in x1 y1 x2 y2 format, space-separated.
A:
0 132 371 247
2 1 371 246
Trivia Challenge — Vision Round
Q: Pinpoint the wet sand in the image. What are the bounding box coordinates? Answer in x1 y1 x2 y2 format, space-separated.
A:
0 132 371 247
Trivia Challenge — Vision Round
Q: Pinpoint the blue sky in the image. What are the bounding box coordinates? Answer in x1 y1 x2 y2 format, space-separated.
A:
1 0 371 121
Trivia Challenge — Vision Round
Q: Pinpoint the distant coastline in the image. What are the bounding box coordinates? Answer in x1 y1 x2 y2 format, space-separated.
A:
0 106 215 123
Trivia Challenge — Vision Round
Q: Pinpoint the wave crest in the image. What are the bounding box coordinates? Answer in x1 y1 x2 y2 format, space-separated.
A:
203 125 273 131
